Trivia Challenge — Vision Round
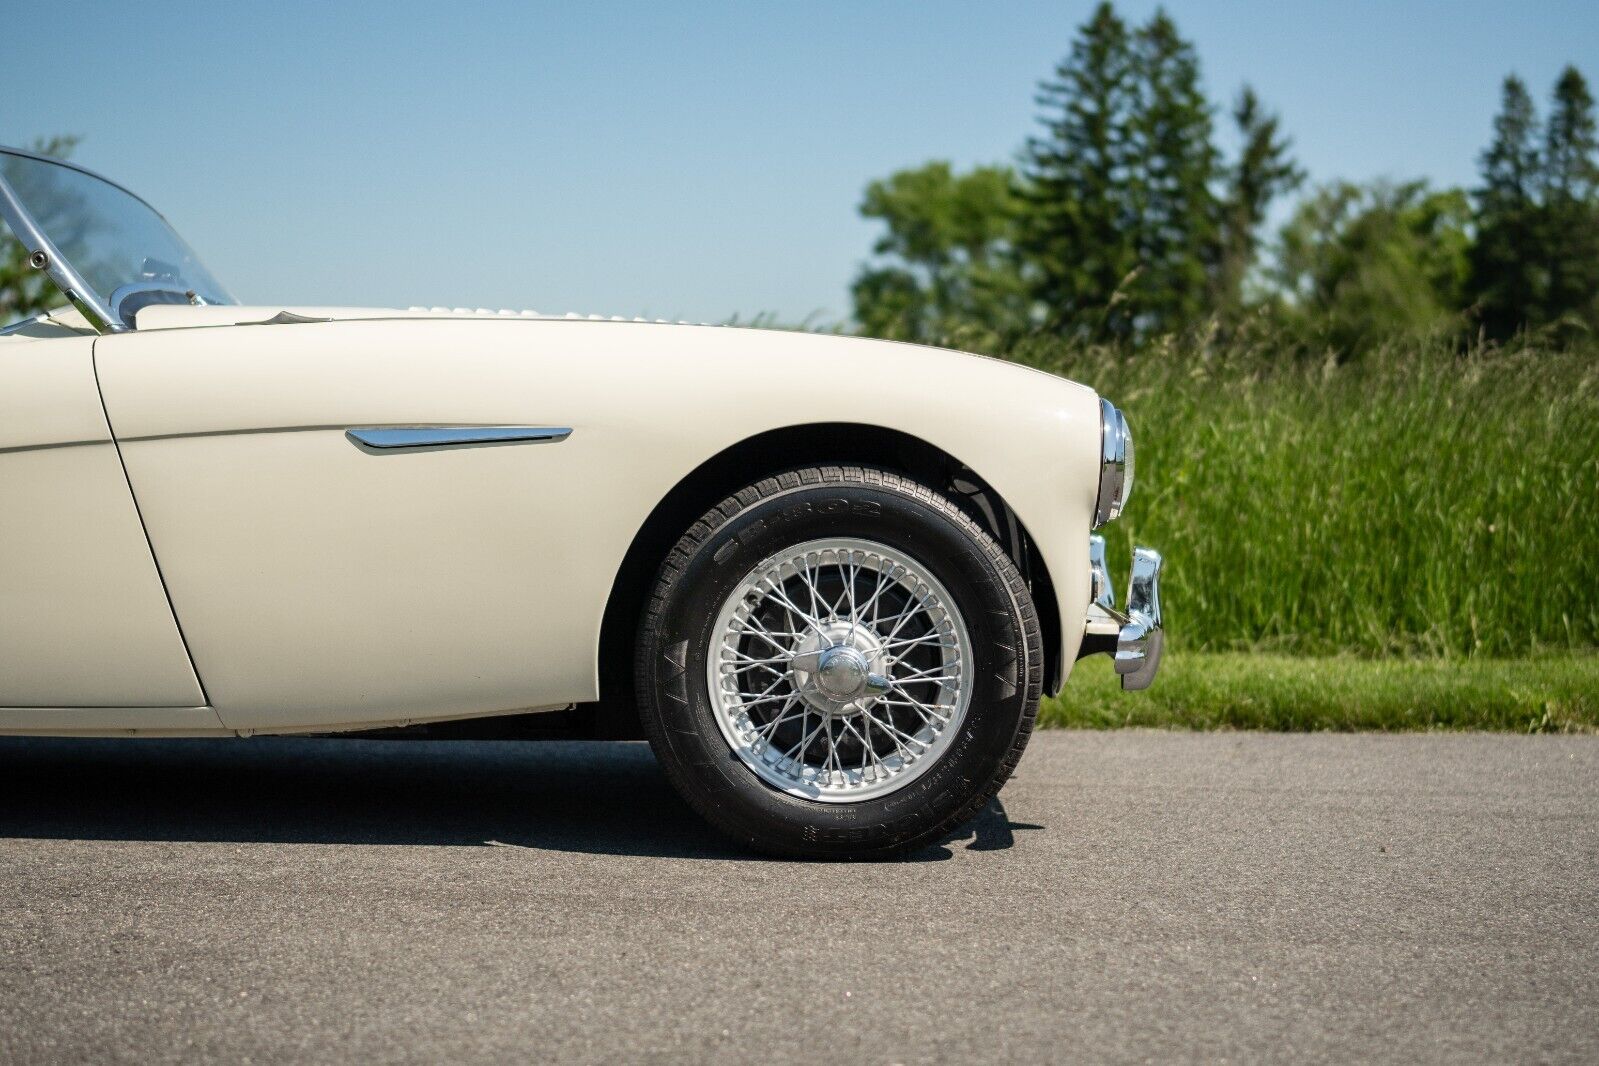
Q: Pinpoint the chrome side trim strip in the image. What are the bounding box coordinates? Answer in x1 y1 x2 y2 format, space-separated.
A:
346 426 573 450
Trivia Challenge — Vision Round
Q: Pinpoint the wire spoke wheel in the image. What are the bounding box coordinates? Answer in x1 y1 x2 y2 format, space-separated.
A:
640 468 1042 857
708 537 973 802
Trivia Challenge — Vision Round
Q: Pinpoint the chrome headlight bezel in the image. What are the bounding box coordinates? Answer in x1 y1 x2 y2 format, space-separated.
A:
1095 397 1134 527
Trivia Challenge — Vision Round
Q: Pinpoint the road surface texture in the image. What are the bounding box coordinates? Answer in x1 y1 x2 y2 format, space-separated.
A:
0 731 1594 1064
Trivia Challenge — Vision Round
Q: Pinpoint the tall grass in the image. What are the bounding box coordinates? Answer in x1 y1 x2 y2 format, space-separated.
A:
1009 335 1599 657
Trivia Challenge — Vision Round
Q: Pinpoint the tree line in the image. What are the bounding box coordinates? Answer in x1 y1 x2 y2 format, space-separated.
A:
851 2 1599 355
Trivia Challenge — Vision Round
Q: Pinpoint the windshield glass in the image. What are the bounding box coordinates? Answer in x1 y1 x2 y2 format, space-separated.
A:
0 148 232 329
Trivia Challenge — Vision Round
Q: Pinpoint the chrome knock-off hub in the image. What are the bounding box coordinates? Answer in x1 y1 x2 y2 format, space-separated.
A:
789 621 892 715
815 646 868 699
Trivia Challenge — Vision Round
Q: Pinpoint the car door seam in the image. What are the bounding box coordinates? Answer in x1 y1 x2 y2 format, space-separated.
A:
89 339 214 710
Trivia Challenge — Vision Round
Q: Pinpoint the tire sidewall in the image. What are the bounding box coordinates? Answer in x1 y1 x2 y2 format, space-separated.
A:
645 476 1033 856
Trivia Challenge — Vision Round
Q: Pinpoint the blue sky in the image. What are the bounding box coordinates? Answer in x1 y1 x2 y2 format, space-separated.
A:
9 1 1595 323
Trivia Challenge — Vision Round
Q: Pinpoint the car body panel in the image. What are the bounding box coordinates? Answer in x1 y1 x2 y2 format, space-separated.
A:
0 334 209 713
90 311 1098 733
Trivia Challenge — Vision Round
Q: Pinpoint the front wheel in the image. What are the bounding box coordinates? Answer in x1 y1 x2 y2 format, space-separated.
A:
635 466 1042 859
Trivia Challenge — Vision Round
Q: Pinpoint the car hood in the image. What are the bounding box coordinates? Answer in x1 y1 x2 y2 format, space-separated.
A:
130 304 721 330
125 302 1091 400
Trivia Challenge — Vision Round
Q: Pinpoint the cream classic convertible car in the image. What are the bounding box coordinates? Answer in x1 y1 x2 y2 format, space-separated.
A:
0 145 1162 858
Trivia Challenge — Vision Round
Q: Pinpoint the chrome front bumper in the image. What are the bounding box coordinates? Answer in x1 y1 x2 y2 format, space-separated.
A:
1078 535 1164 690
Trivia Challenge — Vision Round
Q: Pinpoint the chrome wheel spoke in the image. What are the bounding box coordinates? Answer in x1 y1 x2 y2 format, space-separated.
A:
880 632 954 653
723 649 790 666
861 707 931 758
881 693 953 725
709 538 972 803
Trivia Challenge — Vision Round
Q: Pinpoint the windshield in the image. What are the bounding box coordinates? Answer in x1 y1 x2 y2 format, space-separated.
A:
0 148 233 331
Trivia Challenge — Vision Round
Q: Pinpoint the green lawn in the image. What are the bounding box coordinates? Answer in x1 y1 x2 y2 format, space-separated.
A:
1043 652 1599 732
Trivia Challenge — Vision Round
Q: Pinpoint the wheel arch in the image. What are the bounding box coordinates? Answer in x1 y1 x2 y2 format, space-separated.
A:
581 421 1062 738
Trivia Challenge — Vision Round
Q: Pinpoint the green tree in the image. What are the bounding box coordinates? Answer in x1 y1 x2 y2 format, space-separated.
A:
1023 4 1241 340
1215 86 1303 320
1540 65 1599 336
0 135 78 325
1467 76 1545 340
1272 180 1471 355
1021 1 1140 339
1127 9 1219 333
849 161 1029 346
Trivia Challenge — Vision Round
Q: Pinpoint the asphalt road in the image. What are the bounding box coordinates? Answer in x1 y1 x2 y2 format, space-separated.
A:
0 731 1594 1064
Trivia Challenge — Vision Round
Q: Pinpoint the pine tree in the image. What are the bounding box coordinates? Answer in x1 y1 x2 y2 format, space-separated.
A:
1021 1 1139 339
1541 65 1599 335
1128 9 1219 333
1467 76 1544 339
1215 86 1303 320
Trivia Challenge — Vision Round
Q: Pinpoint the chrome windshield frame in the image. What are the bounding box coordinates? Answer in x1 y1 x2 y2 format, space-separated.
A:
0 144 218 334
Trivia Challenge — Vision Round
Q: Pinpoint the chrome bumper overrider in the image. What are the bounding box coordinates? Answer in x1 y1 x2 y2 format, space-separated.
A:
1079 535 1164 690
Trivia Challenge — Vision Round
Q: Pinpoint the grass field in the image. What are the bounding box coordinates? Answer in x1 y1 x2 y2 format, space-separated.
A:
1045 652 1599 732
994 335 1599 730
1010 337 1599 657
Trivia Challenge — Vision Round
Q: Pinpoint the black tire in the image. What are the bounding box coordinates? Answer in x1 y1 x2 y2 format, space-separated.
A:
634 466 1043 859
